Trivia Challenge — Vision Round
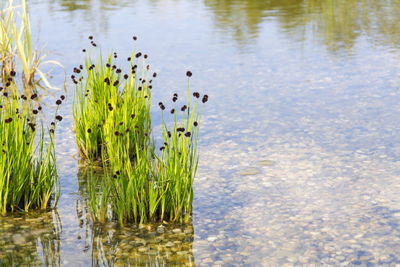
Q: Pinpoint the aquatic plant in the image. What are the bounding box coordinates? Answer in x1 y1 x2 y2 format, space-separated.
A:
72 38 152 163
0 0 64 91
73 39 208 224
0 72 61 214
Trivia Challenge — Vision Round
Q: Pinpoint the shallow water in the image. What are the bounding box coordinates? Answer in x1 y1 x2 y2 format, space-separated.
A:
2 0 400 266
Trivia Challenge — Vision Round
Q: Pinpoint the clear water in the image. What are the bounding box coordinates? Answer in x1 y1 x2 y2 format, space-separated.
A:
2 0 400 265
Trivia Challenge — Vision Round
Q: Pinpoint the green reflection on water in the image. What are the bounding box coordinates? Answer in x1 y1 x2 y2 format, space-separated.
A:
75 167 195 266
204 0 400 51
0 211 61 267
45 0 400 51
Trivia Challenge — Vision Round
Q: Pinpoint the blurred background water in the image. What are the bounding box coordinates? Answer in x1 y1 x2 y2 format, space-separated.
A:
1 0 400 265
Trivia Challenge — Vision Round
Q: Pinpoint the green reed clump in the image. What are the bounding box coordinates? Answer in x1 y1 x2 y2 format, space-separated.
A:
72 42 152 163
0 0 64 91
74 40 208 224
0 72 61 214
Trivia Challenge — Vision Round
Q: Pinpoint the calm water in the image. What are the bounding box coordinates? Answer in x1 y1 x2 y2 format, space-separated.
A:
2 0 400 266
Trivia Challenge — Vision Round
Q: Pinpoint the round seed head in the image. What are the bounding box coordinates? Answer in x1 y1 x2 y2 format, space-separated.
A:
186 71 192 77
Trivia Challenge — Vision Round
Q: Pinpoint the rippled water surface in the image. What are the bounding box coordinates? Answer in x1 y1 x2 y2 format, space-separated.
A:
2 0 400 266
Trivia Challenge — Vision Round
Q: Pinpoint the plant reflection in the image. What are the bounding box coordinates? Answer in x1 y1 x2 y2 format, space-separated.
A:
204 0 400 51
45 0 400 52
0 210 61 267
76 167 196 266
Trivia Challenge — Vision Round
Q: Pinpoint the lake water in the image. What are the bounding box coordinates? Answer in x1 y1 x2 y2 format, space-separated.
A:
1 0 400 266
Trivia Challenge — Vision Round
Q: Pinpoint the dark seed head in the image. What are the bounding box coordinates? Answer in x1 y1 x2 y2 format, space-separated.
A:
10 70 16 77
56 115 63 121
193 92 200 98
202 94 208 103
127 57 131 61
167 131 171 138
158 102 165 110
186 71 192 77
60 95 66 100
82 49 86 52
124 74 129 79
114 131 120 136
144 54 148 59
160 146 165 151
172 96 177 102
185 132 191 137
5 118 12 123
170 108 175 114
88 36 93 40
87 128 92 133
33 110 38 115
131 114 135 119
116 69 122 74
181 105 187 112
135 52 142 58
194 121 198 127
38 106 42 111
133 36 137 41
56 100 62 105
113 80 119 86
